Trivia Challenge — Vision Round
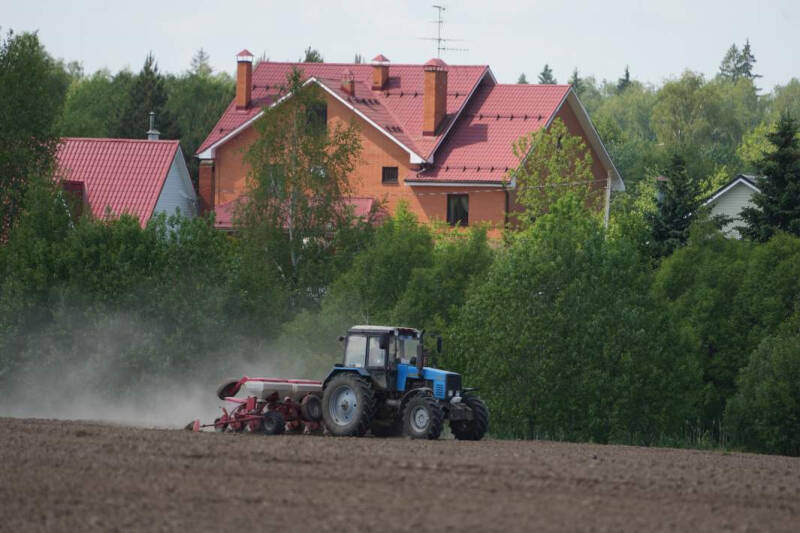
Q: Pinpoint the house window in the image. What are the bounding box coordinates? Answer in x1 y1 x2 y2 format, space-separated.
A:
382 166 399 184
307 102 327 132
447 194 469 226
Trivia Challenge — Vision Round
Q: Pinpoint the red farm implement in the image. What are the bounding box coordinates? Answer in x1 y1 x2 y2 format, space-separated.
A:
187 377 324 435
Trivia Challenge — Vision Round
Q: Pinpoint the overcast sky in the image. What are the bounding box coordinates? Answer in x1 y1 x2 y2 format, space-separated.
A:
3 0 798 92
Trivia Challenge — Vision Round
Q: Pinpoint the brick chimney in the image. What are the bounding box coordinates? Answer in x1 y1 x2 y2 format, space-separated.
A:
423 58 447 136
371 54 390 90
198 161 215 214
341 68 355 96
235 49 254 109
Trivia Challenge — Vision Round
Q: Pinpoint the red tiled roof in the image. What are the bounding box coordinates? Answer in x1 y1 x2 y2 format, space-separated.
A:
371 54 390 63
414 83 571 183
196 61 489 160
56 138 179 226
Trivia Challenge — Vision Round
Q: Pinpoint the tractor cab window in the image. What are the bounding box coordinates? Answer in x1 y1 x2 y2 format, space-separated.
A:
396 335 419 364
344 334 367 368
367 336 386 368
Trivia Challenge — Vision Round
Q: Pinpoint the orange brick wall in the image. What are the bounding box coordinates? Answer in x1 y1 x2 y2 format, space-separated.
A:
554 101 608 192
211 91 509 231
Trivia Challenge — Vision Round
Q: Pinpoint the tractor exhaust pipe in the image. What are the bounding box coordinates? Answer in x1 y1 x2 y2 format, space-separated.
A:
417 329 425 373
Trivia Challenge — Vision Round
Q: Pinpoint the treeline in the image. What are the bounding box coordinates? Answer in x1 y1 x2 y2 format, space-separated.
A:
2 31 800 456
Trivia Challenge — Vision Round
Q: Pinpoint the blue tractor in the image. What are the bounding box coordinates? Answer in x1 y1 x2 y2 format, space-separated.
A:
321 325 489 440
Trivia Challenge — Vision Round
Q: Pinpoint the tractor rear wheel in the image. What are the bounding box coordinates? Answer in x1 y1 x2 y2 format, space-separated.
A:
322 374 376 437
450 393 489 441
370 418 404 438
403 395 444 440
262 411 285 435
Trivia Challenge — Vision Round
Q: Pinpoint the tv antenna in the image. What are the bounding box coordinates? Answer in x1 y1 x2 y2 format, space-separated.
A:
419 5 468 58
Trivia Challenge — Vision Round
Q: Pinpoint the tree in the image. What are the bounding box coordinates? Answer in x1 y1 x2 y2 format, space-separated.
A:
0 30 69 241
719 43 740 81
445 194 699 442
190 48 212 77
617 65 631 92
736 39 760 82
517 73 528 84
740 114 800 241
537 64 556 84
58 69 134 137
239 68 362 309
114 53 179 140
646 153 702 257
511 118 600 224
166 50 234 182
353 53 363 64
301 46 323 63
568 68 583 94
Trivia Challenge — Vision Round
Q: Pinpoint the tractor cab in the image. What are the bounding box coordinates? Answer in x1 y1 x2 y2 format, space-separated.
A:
338 325 423 391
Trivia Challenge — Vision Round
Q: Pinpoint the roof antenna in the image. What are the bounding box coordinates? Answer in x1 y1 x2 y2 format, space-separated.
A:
419 5 468 58
147 111 160 140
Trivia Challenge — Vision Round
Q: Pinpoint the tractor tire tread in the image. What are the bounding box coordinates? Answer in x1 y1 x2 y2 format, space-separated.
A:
322 374 376 437
451 393 489 441
403 395 444 440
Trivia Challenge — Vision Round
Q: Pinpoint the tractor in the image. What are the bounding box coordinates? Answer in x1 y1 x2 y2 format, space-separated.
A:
321 325 489 440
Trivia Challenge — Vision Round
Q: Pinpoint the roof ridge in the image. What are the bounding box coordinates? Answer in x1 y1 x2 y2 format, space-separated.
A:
255 61 489 69
61 137 179 144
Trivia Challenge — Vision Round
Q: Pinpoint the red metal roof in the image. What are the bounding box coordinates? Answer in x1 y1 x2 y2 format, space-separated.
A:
56 138 179 226
371 54 390 63
196 61 489 160
414 83 571 183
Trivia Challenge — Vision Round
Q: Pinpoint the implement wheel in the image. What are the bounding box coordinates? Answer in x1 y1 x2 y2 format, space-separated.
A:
403 395 444 440
322 374 376 437
450 393 489 441
262 411 285 435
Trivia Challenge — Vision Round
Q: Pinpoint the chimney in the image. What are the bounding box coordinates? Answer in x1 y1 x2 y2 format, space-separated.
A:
235 49 254 109
371 54 390 90
146 111 160 140
341 68 355 96
423 58 448 136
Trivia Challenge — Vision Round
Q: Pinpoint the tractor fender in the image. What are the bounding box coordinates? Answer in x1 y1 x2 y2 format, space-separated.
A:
399 387 434 411
322 366 370 388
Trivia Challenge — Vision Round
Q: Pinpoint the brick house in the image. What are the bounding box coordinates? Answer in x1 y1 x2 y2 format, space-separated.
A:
196 51 624 232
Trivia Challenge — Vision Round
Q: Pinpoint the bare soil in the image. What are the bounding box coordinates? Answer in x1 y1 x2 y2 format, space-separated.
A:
1 417 798 532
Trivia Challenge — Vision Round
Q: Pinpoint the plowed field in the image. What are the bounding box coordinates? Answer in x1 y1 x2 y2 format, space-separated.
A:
1 417 798 532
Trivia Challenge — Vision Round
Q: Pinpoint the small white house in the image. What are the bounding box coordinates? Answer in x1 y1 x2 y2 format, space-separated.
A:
702 175 761 238
56 137 197 227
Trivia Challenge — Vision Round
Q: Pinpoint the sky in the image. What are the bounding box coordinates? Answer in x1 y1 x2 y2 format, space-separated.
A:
3 0 798 92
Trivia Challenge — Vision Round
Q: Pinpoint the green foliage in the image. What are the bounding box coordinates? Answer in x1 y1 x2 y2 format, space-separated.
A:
0 29 69 240
740 114 800 241
517 73 528 84
445 195 699 443
58 69 133 137
114 53 179 140
718 40 760 83
165 50 234 181
239 68 363 309
653 229 800 432
302 46 324 63
537 64 556 84
512 118 601 224
568 68 583 95
646 153 703 257
617 66 631 92
725 312 800 456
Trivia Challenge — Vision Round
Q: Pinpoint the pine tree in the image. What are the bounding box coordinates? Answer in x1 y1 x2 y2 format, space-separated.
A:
719 43 739 81
568 68 583 94
354 53 363 64
646 153 702 257
517 73 528 84
740 114 800 241
617 65 631 92
114 53 179 139
736 39 760 81
190 48 212 77
538 64 556 84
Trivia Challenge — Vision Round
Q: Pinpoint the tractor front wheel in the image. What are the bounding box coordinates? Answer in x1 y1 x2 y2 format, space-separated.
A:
322 374 376 437
450 393 489 441
403 395 444 440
